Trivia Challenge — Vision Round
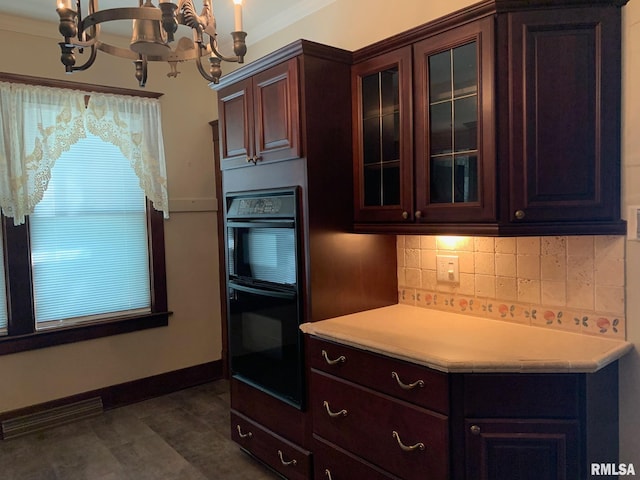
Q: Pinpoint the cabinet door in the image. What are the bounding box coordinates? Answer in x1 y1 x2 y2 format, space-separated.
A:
253 58 301 165
504 7 621 224
218 78 253 169
413 17 496 223
465 419 580 480
352 47 413 223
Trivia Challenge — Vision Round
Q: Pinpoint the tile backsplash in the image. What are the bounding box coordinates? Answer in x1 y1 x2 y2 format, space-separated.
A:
397 235 626 339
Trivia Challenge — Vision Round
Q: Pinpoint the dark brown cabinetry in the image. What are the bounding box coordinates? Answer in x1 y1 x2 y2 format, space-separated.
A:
217 59 300 169
213 40 398 480
500 6 622 230
307 336 619 480
309 337 449 480
353 0 626 235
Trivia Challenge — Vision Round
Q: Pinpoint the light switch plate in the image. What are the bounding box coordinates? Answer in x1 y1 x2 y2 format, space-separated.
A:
436 255 459 283
628 205 640 241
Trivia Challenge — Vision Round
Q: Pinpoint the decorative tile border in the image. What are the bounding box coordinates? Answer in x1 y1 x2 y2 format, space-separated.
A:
398 288 625 339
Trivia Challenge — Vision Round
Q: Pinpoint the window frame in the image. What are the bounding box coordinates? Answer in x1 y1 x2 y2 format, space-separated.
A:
0 73 170 356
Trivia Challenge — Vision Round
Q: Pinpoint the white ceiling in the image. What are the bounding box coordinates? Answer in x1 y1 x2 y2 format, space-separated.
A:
0 0 333 45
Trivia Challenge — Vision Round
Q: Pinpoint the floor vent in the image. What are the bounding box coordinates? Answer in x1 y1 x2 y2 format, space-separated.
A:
1 397 103 440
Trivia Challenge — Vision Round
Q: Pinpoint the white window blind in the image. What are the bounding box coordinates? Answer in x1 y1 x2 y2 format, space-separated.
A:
30 133 151 328
0 231 7 334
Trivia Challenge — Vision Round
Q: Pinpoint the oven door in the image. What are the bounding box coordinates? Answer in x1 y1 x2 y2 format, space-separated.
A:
228 280 303 408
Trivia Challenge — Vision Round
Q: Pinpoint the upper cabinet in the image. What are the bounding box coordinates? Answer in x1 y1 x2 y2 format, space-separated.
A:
352 47 413 223
217 59 300 170
353 0 627 236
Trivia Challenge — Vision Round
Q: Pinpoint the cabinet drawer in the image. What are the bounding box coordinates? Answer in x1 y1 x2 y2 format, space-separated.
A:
311 371 449 480
308 336 449 414
231 411 311 480
313 435 400 480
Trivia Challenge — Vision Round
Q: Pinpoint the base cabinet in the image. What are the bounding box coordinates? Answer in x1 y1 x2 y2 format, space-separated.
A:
307 336 619 480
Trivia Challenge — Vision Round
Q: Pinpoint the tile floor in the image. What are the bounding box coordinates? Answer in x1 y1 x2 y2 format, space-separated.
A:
0 380 281 480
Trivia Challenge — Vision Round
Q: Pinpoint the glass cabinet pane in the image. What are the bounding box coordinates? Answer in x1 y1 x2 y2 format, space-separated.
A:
360 67 401 207
428 41 479 205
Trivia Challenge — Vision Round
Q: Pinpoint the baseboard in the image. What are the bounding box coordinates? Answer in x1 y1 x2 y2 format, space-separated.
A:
0 360 223 440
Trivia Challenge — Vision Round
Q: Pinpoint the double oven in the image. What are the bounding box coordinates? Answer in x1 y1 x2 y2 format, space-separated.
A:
224 187 304 408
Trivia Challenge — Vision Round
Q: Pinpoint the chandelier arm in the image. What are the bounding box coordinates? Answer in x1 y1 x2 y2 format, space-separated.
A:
209 40 242 63
194 54 216 83
71 44 98 71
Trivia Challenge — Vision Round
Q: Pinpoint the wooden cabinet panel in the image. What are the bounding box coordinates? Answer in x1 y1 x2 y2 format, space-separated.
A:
217 59 300 169
218 79 252 165
231 411 311 480
253 59 300 164
311 370 449 480
308 336 449 414
464 419 580 480
503 6 622 224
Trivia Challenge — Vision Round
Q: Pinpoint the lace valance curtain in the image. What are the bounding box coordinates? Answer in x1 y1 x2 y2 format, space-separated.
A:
0 81 169 225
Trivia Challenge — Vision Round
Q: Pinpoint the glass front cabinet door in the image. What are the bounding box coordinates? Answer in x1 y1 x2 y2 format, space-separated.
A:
352 47 413 223
414 17 496 223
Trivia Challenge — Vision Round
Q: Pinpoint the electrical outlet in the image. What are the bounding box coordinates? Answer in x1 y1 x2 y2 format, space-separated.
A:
436 255 459 283
628 205 640 241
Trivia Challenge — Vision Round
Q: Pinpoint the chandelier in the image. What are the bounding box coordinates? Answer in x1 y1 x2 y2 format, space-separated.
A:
56 0 247 87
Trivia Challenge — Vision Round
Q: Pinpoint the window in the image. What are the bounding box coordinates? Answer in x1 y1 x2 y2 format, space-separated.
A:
0 75 169 355
31 133 151 328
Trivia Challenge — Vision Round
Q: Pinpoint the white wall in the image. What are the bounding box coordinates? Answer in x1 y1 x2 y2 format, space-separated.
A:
0 16 222 412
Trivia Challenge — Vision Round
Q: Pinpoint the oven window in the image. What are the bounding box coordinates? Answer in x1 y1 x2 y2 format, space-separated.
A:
228 226 296 286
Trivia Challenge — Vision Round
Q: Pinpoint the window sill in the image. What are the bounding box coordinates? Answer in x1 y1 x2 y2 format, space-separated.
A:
0 311 172 356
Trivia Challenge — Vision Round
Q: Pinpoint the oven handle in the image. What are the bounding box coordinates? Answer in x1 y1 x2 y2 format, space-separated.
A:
226 220 295 229
228 281 297 300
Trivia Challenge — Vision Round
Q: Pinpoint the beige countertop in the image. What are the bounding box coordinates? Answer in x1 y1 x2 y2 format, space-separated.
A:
300 304 633 373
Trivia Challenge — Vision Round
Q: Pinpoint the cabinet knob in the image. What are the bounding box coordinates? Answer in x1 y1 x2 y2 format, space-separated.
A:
514 209 526 220
415 210 422 219
470 425 481 435
402 211 409 220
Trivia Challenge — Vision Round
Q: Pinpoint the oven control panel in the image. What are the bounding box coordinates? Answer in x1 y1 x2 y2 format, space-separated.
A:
227 191 297 219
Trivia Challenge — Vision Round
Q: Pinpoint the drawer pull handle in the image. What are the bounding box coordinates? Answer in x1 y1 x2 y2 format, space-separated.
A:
277 450 297 466
391 371 425 390
470 425 481 435
322 349 346 365
392 430 425 452
236 425 252 439
323 400 348 418
325 469 333 480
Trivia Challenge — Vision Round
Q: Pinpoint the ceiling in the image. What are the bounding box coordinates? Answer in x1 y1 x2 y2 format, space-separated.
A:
0 0 328 45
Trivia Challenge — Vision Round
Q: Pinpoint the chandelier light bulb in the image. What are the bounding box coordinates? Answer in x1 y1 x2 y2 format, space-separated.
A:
233 0 243 32
56 0 74 10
